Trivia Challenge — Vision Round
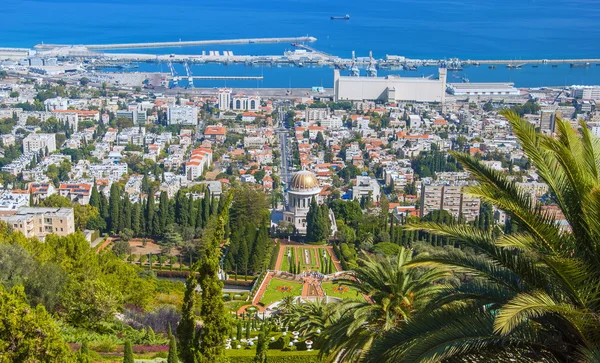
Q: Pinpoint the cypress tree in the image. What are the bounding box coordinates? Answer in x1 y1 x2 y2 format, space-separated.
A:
146 189 156 236
168 198 176 226
89 181 100 209
197 193 233 362
121 195 132 231
253 331 268 363
201 189 210 227
195 199 203 233
99 192 109 220
187 194 195 229
123 340 134 363
158 191 169 235
306 197 320 242
131 203 141 235
168 324 179 363
245 319 251 340
236 320 242 341
177 270 199 363
109 183 121 233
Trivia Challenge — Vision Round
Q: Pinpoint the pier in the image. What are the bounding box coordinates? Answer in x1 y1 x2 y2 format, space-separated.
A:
182 76 264 81
34 36 317 50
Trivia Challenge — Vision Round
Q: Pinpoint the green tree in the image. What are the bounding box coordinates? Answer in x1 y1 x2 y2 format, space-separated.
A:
307 197 329 243
321 249 448 362
368 113 600 362
0 285 73 362
197 192 233 362
123 340 134 363
168 324 179 363
177 271 199 363
77 340 91 363
253 331 268 363
109 183 121 233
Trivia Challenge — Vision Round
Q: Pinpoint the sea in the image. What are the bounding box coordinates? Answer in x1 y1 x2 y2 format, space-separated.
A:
2 0 600 89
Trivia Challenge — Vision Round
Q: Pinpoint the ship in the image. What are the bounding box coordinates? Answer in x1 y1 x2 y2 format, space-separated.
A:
507 63 524 69
570 62 590 68
331 14 350 20
489 65 496 69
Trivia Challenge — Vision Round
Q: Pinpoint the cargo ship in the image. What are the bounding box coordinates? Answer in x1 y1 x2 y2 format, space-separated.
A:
331 14 350 20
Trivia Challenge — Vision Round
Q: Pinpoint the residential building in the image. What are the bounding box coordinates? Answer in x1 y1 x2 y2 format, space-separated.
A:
0 207 75 239
352 176 381 203
420 183 480 222
218 88 232 110
204 125 227 142
168 106 198 125
59 183 92 204
23 133 56 153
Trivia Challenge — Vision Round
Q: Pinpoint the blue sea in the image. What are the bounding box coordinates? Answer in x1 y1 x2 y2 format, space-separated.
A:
2 0 600 88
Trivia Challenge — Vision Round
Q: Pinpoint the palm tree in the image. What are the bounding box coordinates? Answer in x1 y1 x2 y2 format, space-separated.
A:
366 112 600 362
320 247 450 362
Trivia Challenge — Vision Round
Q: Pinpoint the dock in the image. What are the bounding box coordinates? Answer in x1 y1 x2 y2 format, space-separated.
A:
34 36 317 50
185 76 263 81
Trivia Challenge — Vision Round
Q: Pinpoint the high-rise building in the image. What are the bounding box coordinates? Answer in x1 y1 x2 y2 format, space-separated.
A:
217 88 232 110
23 133 56 153
539 109 556 134
420 183 480 222
571 86 600 100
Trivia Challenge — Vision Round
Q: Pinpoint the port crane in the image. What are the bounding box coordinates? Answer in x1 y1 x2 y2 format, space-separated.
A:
184 61 194 89
167 61 178 88
349 51 359 77
366 51 377 77
552 89 565 105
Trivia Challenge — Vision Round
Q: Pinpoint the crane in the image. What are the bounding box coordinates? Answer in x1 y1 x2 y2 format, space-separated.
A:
184 61 194 89
350 50 359 77
167 61 178 88
366 51 377 77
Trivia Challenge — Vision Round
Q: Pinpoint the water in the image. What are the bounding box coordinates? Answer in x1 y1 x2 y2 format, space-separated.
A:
3 0 600 88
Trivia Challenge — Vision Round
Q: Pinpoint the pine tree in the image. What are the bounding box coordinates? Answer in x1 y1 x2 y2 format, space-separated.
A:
168 324 179 363
253 331 268 363
197 192 233 362
195 199 203 234
245 319 251 340
237 237 249 280
109 183 121 233
123 340 134 363
177 271 199 363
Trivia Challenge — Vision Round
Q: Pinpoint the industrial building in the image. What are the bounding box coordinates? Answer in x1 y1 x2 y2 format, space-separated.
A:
333 68 447 103
447 82 520 97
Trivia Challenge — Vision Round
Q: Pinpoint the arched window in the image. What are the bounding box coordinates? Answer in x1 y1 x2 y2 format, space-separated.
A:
250 100 256 110
235 100 241 109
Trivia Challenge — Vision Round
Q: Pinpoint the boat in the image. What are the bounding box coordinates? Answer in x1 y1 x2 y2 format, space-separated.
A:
507 63 524 69
570 62 590 68
552 64 558 67
331 14 350 20
532 65 538 68
489 65 496 69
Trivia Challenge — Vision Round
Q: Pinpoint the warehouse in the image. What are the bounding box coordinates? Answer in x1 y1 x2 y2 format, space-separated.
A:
333 68 447 103
447 82 520 96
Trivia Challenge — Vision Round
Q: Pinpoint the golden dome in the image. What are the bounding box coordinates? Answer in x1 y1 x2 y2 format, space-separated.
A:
290 170 319 191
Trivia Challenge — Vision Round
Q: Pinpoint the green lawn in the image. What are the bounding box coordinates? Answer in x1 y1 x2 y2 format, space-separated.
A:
280 247 291 272
321 282 364 300
260 278 303 306
299 248 319 269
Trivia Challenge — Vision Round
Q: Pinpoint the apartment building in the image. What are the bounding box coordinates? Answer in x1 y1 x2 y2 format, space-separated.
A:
23 133 56 153
0 207 75 239
420 183 480 222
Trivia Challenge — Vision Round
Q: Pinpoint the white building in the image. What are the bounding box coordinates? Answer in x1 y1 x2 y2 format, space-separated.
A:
168 106 198 125
218 88 232 110
0 207 75 239
572 86 600 100
320 117 344 130
283 170 321 235
334 68 447 103
447 83 520 97
231 94 261 111
352 176 381 203
23 133 56 154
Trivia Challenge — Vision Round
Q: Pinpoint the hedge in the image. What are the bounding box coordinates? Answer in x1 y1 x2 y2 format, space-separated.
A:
268 241 281 270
